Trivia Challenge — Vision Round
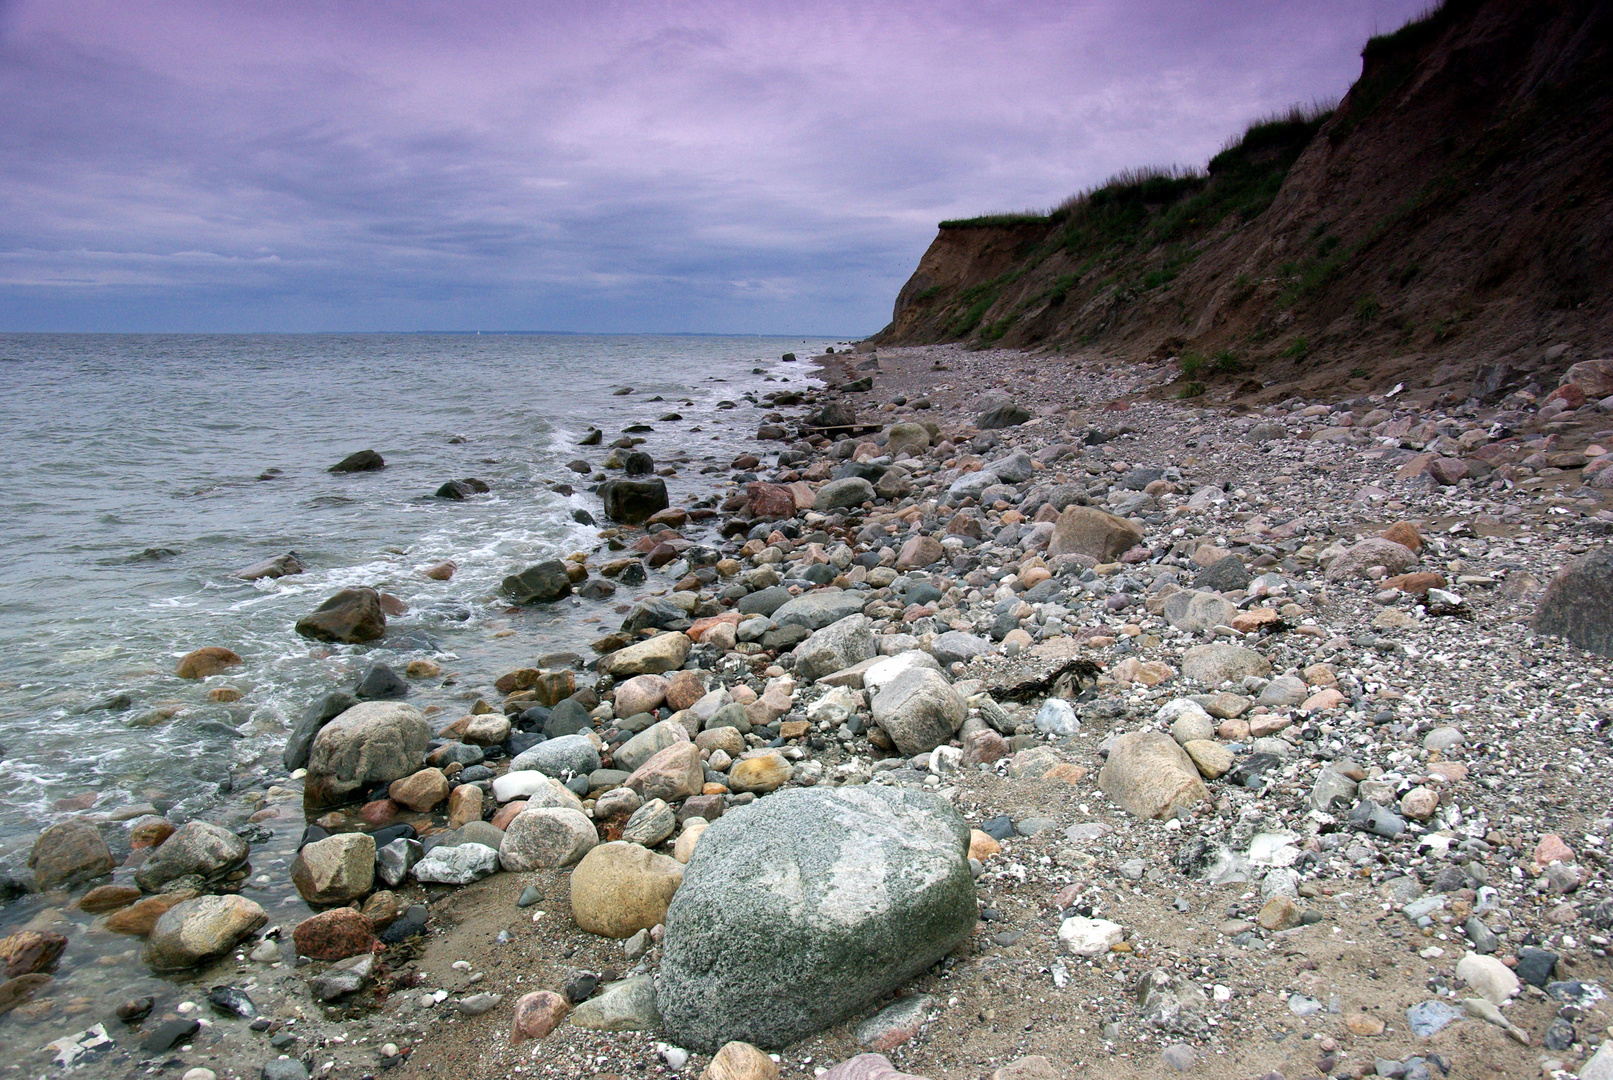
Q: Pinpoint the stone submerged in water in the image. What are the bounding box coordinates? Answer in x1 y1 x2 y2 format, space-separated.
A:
174 646 242 680
143 895 266 972
502 560 573 604
294 587 386 644
29 819 114 891
233 551 305 580
657 786 975 1052
133 820 249 893
599 478 670 524
329 449 384 473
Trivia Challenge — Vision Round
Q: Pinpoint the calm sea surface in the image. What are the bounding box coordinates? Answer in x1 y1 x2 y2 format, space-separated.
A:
0 333 832 867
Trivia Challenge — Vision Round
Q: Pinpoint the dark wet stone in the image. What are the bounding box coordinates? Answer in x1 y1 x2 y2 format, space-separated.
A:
140 1018 199 1052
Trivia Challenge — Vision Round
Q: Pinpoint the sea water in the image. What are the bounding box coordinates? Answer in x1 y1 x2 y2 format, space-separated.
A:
0 332 832 867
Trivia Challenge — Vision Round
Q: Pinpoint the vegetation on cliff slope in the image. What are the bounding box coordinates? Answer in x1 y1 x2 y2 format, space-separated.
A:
875 0 1613 404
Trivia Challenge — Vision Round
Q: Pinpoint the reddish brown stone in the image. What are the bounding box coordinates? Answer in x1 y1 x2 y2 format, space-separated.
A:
1546 383 1587 410
746 482 797 521
646 508 689 528
127 817 175 850
175 646 242 679
533 671 575 707
1427 457 1468 485
1378 521 1423 552
76 884 141 914
358 799 401 828
962 729 1010 766
423 560 456 581
510 990 569 1043
292 907 377 961
0 931 66 978
494 668 543 694
103 890 198 936
490 801 527 830
1383 571 1446 596
664 669 710 712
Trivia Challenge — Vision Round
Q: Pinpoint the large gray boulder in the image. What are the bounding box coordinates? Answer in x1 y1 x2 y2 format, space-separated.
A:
1534 547 1613 657
657 787 975 1052
283 692 357 772
771 589 867 631
1324 537 1417 582
304 702 431 808
928 630 991 667
792 615 877 682
870 667 966 755
1162 591 1239 634
509 734 601 778
134 820 249 893
1181 644 1271 685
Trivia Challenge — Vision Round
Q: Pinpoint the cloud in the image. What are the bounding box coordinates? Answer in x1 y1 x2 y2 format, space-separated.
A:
0 0 1431 332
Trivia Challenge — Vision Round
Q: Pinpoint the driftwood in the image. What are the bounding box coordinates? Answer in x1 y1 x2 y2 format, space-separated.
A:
971 652 1101 703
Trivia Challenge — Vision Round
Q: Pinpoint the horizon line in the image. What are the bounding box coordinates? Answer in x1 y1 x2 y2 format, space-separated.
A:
0 328 871 338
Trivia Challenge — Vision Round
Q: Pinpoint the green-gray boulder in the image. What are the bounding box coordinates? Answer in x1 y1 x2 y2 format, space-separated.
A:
656 786 975 1051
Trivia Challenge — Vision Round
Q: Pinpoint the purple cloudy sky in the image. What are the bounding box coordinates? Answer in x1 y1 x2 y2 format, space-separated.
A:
0 0 1427 334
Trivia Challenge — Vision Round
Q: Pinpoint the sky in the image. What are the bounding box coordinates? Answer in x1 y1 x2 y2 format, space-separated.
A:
0 0 1431 335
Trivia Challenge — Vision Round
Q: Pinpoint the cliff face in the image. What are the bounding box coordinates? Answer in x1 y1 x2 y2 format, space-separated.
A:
873 0 1613 403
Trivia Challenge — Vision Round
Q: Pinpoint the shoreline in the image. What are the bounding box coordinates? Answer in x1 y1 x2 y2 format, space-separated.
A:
7 341 1613 1080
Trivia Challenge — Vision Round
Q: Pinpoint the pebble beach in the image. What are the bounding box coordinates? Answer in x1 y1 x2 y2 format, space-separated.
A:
7 341 1613 1080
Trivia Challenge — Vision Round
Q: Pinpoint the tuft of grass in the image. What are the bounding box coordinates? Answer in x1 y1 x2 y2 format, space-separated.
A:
939 211 1049 229
1177 381 1207 399
1280 337 1310 359
1355 294 1382 321
1349 367 1371 379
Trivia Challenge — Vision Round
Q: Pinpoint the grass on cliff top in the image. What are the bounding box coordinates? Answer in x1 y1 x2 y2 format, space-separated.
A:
1362 0 1458 61
938 102 1332 238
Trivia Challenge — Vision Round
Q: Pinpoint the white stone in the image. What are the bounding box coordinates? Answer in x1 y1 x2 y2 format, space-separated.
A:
1455 951 1520 1006
1057 916 1123 957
